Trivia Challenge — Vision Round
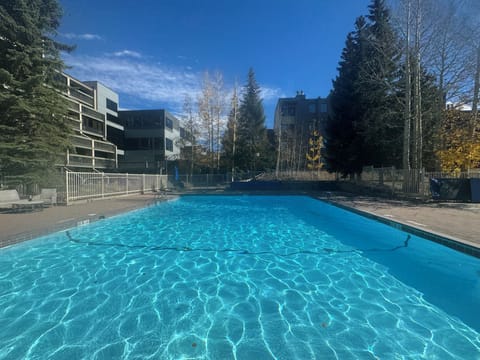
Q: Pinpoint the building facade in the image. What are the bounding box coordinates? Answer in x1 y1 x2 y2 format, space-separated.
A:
83 81 125 158
59 73 121 170
274 91 329 172
117 109 185 173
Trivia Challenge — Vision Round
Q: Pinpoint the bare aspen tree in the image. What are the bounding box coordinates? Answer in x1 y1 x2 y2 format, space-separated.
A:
231 84 239 180
198 71 214 169
182 94 199 178
472 47 480 136
274 110 281 178
394 0 436 169
412 0 422 170
463 0 480 138
430 4 470 106
197 71 226 172
212 71 226 171
402 0 412 171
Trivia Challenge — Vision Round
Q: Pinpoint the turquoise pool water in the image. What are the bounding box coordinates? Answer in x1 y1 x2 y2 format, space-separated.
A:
0 195 479 359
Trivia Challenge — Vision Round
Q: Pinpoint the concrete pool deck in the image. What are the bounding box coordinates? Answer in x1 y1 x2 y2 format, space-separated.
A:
317 194 480 254
0 192 478 251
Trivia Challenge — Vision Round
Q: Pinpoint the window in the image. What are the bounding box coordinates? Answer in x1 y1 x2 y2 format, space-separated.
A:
166 117 173 130
106 98 118 112
320 103 328 113
165 138 173 151
308 103 316 113
124 137 162 150
106 113 120 124
281 103 296 116
82 116 104 135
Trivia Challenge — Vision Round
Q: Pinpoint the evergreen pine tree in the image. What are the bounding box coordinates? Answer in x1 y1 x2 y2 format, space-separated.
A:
360 0 403 167
324 17 368 177
236 68 269 173
0 0 72 187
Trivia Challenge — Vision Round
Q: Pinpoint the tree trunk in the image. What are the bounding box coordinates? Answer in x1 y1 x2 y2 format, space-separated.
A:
403 0 412 172
275 124 281 178
472 46 480 139
412 0 423 170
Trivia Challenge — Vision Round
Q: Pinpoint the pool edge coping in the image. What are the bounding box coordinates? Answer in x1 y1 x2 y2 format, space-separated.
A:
319 196 480 259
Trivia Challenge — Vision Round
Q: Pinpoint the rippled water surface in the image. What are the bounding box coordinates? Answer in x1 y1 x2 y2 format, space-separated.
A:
1 195 479 359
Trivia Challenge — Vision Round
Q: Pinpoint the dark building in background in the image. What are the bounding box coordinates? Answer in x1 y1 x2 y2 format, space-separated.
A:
117 109 186 173
274 91 329 172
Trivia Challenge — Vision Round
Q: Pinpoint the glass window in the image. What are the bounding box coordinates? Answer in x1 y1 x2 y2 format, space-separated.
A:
166 117 173 130
320 103 328 113
281 103 296 116
308 103 316 113
106 113 120 124
106 98 118 112
165 138 173 151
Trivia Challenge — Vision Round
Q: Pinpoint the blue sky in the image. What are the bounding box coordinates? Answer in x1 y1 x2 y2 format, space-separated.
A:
58 0 372 127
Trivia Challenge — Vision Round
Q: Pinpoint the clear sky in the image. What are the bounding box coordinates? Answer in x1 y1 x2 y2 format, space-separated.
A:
58 0 372 127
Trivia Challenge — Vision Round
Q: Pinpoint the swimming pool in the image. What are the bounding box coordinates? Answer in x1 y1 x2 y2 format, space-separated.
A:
0 195 479 359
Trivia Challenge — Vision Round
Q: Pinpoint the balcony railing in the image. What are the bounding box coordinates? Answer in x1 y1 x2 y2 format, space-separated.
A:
94 140 116 153
67 118 81 131
68 154 93 167
72 135 93 149
69 88 94 107
82 121 104 137
81 105 105 122
94 158 117 169
67 99 80 112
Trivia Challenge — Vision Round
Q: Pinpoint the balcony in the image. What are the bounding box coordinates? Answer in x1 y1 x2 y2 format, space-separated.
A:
94 158 117 169
72 135 93 149
67 118 81 131
82 105 105 122
66 99 80 112
67 154 117 170
69 88 94 107
68 154 93 168
82 115 105 137
94 140 116 153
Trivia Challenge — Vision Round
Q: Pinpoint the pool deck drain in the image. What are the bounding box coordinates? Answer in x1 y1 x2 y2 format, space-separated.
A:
0 192 479 254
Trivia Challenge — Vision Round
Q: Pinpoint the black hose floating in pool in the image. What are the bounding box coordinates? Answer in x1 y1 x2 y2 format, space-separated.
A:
65 231 411 257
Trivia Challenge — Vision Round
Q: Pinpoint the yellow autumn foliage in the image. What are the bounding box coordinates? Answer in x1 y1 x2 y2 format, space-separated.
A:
436 110 480 173
306 130 323 170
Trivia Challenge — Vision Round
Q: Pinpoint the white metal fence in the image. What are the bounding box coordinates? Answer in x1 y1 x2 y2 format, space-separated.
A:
11 167 479 204
65 171 167 204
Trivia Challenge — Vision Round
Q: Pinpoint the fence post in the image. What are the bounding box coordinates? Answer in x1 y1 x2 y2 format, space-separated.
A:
102 172 105 199
420 168 425 196
65 170 69 205
126 173 129 194
393 168 397 194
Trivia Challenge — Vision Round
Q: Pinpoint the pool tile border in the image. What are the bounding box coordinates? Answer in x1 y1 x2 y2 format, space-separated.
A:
323 199 480 259
0 214 108 249
0 197 167 249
